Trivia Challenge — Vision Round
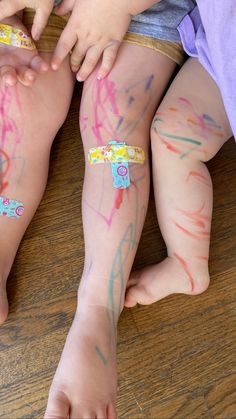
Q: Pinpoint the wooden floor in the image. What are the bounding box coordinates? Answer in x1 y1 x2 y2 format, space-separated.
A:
0 86 236 419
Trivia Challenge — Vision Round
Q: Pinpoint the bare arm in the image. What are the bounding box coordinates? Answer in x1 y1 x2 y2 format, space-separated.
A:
121 0 162 16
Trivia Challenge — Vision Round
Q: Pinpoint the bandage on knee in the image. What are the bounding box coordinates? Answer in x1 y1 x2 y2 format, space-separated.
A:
0 197 24 219
88 140 145 189
0 23 36 50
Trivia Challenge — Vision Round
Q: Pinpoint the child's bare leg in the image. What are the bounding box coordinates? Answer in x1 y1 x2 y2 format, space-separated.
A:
0 53 74 323
125 58 232 307
44 43 176 419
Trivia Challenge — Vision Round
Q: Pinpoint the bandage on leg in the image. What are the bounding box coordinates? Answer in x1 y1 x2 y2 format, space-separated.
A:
0 197 24 219
0 23 36 50
88 140 145 189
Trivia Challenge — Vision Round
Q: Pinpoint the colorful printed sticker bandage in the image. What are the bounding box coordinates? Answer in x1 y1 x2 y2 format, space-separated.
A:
0 197 24 219
88 140 145 189
0 23 36 50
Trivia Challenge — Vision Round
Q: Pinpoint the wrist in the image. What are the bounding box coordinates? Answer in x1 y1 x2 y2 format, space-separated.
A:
123 0 161 16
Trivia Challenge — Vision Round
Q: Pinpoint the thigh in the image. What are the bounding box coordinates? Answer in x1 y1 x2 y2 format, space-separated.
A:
10 53 74 152
151 58 232 163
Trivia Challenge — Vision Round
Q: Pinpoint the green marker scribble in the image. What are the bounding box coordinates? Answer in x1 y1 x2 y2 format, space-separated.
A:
158 131 201 146
157 130 202 159
95 346 108 365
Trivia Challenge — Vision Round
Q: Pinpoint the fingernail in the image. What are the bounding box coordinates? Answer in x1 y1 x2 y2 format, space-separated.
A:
97 74 103 80
33 32 40 41
71 65 78 73
52 62 59 71
77 75 84 82
41 63 49 72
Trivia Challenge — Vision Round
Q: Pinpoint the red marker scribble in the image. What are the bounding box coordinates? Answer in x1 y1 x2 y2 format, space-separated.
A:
197 256 208 261
187 171 211 187
114 189 124 210
173 203 211 241
174 252 195 292
85 188 125 228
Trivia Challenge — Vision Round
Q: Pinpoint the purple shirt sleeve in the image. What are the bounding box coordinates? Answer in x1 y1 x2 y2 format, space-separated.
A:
178 1 236 139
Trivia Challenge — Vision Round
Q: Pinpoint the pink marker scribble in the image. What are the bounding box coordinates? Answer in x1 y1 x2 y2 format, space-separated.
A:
85 189 125 228
173 203 211 241
80 115 88 134
178 97 223 139
174 252 195 292
92 78 120 146
0 86 22 192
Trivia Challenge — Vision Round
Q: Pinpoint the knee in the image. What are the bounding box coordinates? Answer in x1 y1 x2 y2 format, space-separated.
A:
150 110 224 163
80 75 152 148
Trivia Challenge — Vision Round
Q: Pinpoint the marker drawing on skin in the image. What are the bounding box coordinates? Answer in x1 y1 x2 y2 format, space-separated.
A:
90 74 155 146
152 98 224 160
174 252 195 292
94 165 145 363
84 74 151 224
173 203 211 241
187 170 211 187
0 86 23 192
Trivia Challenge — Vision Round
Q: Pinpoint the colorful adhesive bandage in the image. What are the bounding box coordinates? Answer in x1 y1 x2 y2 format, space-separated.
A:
88 140 145 189
0 197 24 219
0 23 36 50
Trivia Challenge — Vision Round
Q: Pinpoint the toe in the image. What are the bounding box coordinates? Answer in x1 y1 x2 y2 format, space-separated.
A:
44 389 70 419
0 282 9 325
70 406 95 419
124 286 139 308
107 402 117 419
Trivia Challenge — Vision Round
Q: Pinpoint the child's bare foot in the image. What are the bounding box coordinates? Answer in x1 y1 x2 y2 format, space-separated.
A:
125 256 210 307
0 15 48 87
44 304 117 419
0 277 8 324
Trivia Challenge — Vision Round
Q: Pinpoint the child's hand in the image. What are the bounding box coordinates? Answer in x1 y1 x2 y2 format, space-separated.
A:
52 0 132 81
0 16 48 87
0 0 55 40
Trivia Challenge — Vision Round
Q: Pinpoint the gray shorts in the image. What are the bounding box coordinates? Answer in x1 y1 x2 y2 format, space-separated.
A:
129 0 196 43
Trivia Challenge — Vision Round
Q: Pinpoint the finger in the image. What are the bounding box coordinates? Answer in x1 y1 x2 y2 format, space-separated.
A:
17 65 36 87
31 6 52 40
0 66 17 87
54 0 75 16
0 0 21 20
97 41 120 80
51 24 77 70
76 45 104 82
70 41 89 73
30 55 49 73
